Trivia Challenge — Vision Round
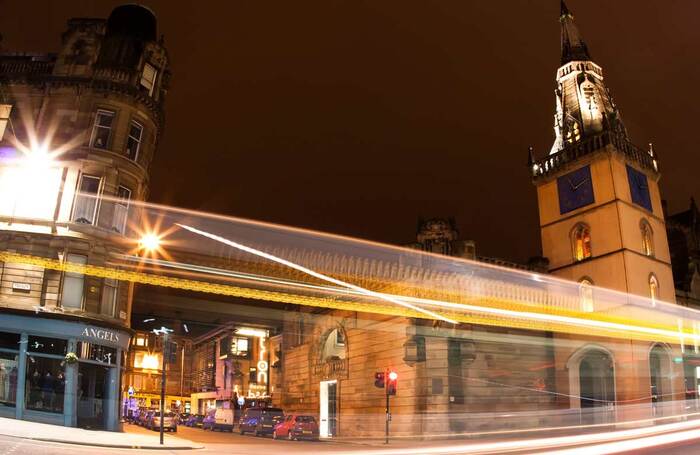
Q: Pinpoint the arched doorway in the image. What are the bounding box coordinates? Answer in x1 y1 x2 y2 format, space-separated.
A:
649 344 673 416
568 347 615 424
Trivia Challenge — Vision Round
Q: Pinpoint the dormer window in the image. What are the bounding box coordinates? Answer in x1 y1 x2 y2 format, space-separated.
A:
140 63 157 96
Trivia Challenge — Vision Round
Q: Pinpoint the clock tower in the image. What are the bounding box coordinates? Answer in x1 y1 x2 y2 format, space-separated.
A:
531 1 674 304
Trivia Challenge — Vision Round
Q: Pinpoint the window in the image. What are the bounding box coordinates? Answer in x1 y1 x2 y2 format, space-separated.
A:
60 254 87 309
112 186 131 234
649 274 659 306
572 224 592 261
134 336 147 347
125 121 143 161
230 337 249 357
140 63 157 96
641 220 654 256
25 356 65 413
90 110 114 149
72 174 101 224
101 278 118 317
579 278 594 313
0 352 18 407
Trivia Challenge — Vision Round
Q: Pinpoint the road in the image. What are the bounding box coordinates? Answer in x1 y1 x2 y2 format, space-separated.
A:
3 423 700 455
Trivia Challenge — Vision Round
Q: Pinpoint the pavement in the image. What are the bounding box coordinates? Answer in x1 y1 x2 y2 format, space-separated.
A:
0 417 202 450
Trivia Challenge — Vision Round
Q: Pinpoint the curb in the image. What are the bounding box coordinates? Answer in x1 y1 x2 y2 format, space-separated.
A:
0 433 204 450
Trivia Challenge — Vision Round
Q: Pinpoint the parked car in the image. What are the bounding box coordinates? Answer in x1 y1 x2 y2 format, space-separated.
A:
177 412 191 425
273 414 319 441
147 411 177 432
138 409 154 427
185 414 204 427
202 411 216 430
239 407 284 436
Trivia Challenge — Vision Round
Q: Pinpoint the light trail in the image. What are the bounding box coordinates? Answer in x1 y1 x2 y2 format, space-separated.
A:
330 416 700 454
3 249 700 343
176 223 458 324
121 249 700 346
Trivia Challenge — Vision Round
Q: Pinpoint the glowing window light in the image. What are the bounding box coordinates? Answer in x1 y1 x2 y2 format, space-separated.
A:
236 327 267 338
134 352 161 370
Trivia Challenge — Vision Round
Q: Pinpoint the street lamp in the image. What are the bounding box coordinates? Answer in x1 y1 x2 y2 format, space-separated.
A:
139 233 161 252
153 326 173 445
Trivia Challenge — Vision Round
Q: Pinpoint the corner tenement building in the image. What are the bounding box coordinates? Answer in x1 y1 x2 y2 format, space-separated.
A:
0 5 169 430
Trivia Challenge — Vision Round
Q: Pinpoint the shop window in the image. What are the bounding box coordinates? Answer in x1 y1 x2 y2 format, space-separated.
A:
641 219 654 256
72 174 101 224
140 63 157 96
125 121 143 161
100 278 118 317
25 356 65 413
78 342 117 365
0 352 18 407
60 254 87 309
112 186 131 234
89 110 114 150
0 332 20 351
27 336 67 356
571 224 592 262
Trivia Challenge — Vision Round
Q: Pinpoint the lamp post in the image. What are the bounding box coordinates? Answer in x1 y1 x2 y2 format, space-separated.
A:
153 326 173 445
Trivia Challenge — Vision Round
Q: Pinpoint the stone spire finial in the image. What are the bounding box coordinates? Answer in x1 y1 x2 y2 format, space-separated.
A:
560 1 591 64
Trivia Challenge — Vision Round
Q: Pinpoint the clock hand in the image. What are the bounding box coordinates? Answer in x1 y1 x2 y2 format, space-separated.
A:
573 178 590 190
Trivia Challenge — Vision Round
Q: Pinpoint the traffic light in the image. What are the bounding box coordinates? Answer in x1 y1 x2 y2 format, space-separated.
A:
374 371 385 388
386 370 398 395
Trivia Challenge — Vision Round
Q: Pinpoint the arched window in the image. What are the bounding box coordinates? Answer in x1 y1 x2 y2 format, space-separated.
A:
641 219 654 256
579 278 594 313
649 274 659 306
572 224 592 262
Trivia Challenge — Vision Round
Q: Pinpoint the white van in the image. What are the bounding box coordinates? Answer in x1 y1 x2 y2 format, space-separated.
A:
213 408 235 432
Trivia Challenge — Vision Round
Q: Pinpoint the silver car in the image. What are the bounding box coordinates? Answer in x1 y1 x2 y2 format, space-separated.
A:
148 411 177 432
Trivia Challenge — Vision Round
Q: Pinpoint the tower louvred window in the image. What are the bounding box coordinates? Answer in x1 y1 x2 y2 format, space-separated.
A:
572 224 591 261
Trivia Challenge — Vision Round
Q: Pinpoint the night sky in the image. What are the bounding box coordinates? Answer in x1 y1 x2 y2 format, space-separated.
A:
1 1 698 263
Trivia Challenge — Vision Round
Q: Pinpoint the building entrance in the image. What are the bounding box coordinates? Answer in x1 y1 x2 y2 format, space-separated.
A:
579 350 615 424
319 380 337 438
77 363 109 429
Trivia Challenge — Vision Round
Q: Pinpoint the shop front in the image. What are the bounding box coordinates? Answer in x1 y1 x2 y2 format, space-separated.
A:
0 313 129 430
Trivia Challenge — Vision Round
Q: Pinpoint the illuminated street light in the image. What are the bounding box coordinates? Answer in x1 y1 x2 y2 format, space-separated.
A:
139 233 162 252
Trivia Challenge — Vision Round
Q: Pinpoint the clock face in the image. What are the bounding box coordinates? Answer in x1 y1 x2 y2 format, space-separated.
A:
626 165 652 211
557 165 595 215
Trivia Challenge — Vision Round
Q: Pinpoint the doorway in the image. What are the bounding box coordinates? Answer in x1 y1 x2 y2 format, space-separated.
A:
579 350 615 424
77 363 109 429
649 344 673 416
319 380 338 438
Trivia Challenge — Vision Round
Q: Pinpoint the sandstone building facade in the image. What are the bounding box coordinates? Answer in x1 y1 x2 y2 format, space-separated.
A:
0 5 169 430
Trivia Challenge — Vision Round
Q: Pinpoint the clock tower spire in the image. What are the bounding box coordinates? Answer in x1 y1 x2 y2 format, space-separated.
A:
529 2 682 423
531 2 673 304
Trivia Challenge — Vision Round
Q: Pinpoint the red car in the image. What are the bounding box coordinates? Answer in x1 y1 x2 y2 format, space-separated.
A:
273 414 319 441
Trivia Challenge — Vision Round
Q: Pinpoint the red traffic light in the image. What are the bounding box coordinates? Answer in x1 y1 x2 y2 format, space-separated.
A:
374 372 385 388
388 371 398 381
